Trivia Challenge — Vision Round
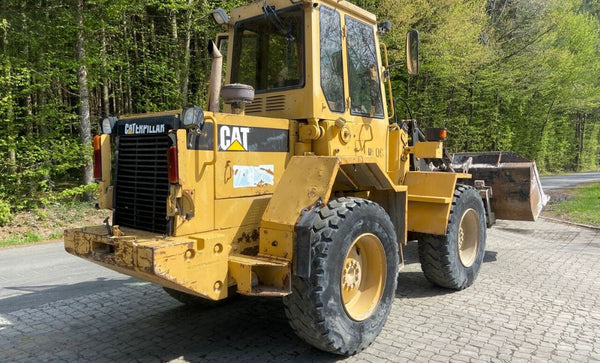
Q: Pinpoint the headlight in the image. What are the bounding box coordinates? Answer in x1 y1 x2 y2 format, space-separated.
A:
101 117 118 134
182 105 205 130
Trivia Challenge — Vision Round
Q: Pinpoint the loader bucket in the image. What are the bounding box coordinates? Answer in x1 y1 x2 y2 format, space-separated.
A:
451 152 549 221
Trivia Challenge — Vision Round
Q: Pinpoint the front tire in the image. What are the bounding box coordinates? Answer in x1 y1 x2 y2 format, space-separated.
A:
418 185 487 290
283 197 398 355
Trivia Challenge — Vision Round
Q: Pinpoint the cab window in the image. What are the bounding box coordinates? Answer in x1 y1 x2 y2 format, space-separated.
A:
231 5 304 93
345 16 384 118
320 5 345 113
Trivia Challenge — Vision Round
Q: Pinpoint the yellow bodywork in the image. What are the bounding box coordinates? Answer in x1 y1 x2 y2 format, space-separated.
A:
65 0 472 301
96 134 112 209
405 172 471 235
65 226 232 300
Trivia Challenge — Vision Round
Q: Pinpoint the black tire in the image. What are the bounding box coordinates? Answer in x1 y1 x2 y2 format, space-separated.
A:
283 197 398 355
163 286 237 307
418 185 487 290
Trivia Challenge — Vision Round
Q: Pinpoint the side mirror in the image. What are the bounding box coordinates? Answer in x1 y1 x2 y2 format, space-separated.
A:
378 20 392 35
406 30 419 76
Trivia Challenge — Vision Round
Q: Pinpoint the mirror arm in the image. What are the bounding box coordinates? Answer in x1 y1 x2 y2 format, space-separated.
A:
381 42 395 121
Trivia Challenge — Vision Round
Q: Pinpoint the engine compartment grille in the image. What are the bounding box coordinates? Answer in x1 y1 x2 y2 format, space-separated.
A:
245 95 287 114
114 134 170 234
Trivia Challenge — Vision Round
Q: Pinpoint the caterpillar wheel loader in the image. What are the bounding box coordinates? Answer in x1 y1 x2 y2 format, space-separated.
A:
65 0 547 355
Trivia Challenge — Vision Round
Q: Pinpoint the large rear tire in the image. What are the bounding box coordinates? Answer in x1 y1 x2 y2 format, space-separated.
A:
283 197 398 355
418 185 486 290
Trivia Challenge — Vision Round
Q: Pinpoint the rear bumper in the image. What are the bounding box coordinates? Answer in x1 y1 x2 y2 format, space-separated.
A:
64 225 230 300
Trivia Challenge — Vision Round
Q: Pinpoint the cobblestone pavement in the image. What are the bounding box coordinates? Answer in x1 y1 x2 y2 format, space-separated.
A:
1 218 600 362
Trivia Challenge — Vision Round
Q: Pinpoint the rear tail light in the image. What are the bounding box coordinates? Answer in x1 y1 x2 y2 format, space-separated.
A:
93 135 102 180
167 145 179 184
425 127 447 141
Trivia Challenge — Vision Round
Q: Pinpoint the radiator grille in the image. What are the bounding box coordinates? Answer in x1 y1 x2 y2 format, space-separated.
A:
114 134 170 234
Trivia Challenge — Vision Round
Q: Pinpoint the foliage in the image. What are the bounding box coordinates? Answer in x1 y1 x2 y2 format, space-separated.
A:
361 0 600 170
39 183 99 206
0 199 11 227
0 0 599 213
0 201 107 247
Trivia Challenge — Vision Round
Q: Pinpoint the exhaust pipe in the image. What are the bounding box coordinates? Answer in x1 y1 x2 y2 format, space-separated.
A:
207 40 222 113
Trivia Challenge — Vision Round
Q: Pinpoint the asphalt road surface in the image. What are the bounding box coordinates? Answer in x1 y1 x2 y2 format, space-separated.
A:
540 171 600 190
0 242 132 313
2 218 600 362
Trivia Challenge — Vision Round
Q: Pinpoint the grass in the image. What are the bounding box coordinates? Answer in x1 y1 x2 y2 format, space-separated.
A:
546 183 600 227
0 231 45 248
0 202 107 248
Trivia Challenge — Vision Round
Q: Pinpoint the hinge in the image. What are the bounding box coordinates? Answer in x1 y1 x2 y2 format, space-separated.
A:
342 25 346 39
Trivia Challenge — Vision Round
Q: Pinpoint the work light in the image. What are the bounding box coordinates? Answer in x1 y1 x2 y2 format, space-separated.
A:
182 105 205 130
101 116 118 135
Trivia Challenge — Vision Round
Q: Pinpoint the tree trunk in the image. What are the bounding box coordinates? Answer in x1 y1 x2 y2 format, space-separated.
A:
180 0 194 106
574 112 582 171
578 114 586 171
77 0 93 185
171 10 181 104
2 7 16 175
122 14 133 113
101 27 110 118
22 5 34 137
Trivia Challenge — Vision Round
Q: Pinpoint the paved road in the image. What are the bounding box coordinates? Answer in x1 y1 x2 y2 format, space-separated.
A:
541 171 600 190
1 219 600 362
0 242 132 313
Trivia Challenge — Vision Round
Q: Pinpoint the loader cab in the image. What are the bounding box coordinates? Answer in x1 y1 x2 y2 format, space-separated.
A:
230 5 305 93
221 0 389 124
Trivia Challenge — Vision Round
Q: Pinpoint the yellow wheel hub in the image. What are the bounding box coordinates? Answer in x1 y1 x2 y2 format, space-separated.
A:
341 233 386 321
458 208 480 267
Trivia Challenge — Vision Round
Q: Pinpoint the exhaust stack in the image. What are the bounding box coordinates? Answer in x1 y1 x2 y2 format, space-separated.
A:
207 41 223 113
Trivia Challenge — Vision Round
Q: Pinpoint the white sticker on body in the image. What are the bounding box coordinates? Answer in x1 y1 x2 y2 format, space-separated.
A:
233 165 275 188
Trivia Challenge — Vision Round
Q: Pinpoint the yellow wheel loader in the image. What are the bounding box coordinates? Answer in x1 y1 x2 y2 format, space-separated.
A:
65 0 547 355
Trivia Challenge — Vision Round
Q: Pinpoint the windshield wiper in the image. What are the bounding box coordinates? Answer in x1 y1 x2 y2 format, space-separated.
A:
263 5 295 41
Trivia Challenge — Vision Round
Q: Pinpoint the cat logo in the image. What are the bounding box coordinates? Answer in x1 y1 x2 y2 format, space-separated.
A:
219 125 250 151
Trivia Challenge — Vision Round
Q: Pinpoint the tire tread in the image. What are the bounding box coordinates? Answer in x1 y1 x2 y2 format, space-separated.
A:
418 185 486 290
283 197 397 355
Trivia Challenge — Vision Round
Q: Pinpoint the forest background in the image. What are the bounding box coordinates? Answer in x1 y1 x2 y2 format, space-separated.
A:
1 0 600 224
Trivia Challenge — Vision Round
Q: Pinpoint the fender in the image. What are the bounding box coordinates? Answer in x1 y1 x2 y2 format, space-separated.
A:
404 171 472 235
258 155 407 274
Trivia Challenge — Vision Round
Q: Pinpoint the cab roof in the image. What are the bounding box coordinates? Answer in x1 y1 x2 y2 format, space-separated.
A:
229 0 377 27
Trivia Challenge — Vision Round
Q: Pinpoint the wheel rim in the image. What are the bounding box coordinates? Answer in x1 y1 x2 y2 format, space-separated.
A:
458 208 480 267
341 233 387 321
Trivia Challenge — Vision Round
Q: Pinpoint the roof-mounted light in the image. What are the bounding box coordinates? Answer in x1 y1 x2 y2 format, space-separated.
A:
211 8 229 25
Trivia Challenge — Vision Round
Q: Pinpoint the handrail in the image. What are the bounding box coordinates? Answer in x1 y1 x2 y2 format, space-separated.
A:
204 114 219 165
